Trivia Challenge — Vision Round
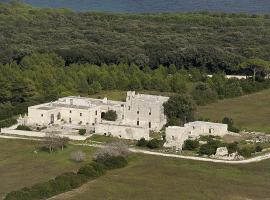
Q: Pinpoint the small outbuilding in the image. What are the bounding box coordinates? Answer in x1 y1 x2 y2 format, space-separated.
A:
164 121 228 150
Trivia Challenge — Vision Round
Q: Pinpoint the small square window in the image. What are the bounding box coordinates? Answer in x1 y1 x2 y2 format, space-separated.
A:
149 112 151 115
80 113 82 116
69 110 72 113
41 114 43 117
137 111 139 114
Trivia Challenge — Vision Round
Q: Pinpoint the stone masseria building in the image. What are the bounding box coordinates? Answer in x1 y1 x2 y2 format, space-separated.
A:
164 121 228 150
27 91 169 140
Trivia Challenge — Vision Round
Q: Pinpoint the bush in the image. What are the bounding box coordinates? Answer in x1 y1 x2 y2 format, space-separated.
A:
183 139 199 150
147 138 162 149
94 141 130 163
90 162 106 176
198 139 222 156
78 164 99 178
0 118 17 128
101 156 128 170
16 125 31 131
136 138 148 147
222 117 240 133
226 142 239 154
255 145 263 152
238 145 256 157
70 151 86 162
102 110 117 121
78 129 86 135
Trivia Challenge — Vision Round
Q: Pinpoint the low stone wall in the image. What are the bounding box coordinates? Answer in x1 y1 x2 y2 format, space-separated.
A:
1 128 88 141
95 122 149 140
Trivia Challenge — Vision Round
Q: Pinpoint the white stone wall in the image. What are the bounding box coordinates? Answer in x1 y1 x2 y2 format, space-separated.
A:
184 121 228 136
27 91 169 140
95 122 149 140
164 126 190 149
124 91 168 131
1 127 88 140
164 121 229 150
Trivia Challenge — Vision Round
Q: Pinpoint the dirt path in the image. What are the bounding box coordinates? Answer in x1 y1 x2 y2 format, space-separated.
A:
1 134 270 164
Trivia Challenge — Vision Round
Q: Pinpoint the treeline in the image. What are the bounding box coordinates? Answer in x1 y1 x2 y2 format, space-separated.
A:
1 53 270 121
0 2 270 72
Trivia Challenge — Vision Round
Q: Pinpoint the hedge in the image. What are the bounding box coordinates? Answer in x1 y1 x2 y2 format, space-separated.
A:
4 159 125 200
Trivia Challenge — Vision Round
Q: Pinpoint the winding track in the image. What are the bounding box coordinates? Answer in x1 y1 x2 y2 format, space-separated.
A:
1 135 270 164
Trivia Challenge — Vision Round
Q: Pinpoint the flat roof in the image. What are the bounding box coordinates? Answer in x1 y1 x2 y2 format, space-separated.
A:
37 106 55 110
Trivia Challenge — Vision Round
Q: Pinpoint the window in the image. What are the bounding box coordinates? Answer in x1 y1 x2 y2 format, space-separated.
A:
69 117 72 123
149 108 151 115
122 115 124 119
69 110 72 113
137 110 139 114
121 104 124 107
80 113 82 116
137 119 139 126
41 114 43 117
149 122 151 128
94 118 97 123
172 136 175 140
95 110 98 115
128 106 131 110
57 112 61 120
70 99 73 105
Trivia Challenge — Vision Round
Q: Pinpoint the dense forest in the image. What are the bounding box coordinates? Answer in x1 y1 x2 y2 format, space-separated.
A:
0 2 270 126
0 2 270 72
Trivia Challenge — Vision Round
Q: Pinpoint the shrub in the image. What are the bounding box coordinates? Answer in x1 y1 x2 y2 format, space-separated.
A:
238 145 256 157
101 156 128 170
222 117 240 133
147 138 162 149
255 145 263 152
94 141 130 163
78 129 86 135
90 162 106 176
198 139 222 156
226 142 239 154
78 164 99 178
0 118 17 128
102 110 117 121
4 190 32 200
16 125 31 131
183 139 199 150
70 151 86 162
136 138 148 147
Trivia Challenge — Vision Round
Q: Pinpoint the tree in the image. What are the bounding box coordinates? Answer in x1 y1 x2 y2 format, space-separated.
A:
136 138 148 147
239 59 270 82
183 139 199 150
192 82 218 105
78 129 86 135
102 110 117 121
170 74 187 93
163 94 196 124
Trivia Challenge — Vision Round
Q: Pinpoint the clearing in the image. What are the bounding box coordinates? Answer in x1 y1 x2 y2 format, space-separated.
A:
197 89 270 133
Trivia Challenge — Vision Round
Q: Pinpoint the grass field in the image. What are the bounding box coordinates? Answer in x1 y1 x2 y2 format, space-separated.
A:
1 139 270 200
0 139 95 199
197 89 270 133
51 154 270 200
